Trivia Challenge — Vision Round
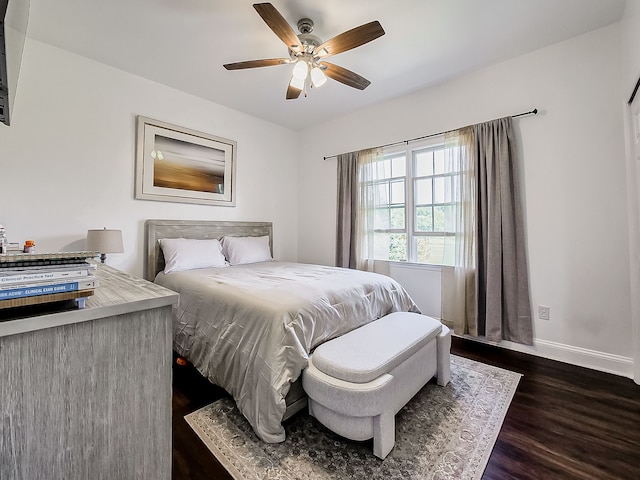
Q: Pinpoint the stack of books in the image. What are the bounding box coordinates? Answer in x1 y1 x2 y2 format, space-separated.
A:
0 252 99 310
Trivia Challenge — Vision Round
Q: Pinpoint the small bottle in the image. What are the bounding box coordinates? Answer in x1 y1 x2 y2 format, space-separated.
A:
23 240 35 253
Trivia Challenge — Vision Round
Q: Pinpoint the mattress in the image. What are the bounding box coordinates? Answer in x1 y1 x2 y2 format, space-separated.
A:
155 261 419 443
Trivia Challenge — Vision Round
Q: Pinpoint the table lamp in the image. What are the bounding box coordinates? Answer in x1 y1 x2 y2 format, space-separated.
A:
86 228 124 263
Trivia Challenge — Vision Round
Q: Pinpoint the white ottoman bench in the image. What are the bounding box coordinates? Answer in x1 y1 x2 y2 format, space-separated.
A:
302 312 451 459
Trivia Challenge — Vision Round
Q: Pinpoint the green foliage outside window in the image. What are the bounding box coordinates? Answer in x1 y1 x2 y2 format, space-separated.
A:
388 234 407 261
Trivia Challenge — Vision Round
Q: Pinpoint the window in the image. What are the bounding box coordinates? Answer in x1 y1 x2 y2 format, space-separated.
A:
364 137 457 266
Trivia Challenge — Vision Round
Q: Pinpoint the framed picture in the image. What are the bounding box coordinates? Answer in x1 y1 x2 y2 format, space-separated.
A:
135 116 236 206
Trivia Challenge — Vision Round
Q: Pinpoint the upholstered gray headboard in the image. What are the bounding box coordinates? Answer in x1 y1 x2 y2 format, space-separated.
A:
144 219 273 281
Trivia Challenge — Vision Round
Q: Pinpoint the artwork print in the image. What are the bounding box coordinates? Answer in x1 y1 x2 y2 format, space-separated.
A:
135 116 236 206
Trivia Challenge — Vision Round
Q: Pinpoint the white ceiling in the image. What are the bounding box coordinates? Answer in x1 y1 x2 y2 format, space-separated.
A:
25 0 627 131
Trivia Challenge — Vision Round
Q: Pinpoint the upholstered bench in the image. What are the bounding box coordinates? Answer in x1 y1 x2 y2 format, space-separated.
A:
302 312 451 459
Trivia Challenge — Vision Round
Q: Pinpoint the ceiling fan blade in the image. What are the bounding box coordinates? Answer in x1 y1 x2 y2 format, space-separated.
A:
253 3 302 53
322 62 371 90
286 82 302 100
315 21 385 58
224 58 291 70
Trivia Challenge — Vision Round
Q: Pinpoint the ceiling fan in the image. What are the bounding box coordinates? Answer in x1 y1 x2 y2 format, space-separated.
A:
223 3 385 100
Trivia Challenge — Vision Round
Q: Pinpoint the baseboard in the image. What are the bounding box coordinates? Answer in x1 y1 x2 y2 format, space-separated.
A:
456 334 635 379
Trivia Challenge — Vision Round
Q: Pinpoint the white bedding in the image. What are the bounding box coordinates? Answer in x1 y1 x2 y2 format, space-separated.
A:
155 261 419 443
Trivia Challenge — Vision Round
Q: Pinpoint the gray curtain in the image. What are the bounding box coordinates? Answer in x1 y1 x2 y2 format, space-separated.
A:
335 152 359 268
475 117 533 345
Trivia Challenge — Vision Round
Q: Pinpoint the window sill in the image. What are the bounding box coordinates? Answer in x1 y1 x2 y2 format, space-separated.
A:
378 260 443 272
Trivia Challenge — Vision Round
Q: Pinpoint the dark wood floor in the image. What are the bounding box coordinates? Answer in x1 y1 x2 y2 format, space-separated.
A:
172 337 640 480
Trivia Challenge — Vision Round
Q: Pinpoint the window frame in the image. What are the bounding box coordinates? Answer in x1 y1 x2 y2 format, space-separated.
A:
372 135 455 265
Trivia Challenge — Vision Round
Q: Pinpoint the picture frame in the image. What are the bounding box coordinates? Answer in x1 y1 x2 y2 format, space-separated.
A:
135 116 236 206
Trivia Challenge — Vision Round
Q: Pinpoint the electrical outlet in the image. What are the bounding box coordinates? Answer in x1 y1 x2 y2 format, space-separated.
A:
538 305 550 321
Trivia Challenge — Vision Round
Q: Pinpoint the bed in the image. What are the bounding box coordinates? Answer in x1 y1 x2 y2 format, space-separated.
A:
144 219 420 443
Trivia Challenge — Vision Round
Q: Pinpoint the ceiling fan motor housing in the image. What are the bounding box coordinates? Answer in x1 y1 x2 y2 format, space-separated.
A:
297 18 314 34
289 18 321 60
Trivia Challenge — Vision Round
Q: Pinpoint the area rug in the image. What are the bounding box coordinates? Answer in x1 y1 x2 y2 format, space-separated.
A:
185 355 521 480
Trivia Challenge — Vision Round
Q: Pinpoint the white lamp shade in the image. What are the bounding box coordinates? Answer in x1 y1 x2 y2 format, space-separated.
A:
292 60 308 80
86 228 124 254
310 67 327 87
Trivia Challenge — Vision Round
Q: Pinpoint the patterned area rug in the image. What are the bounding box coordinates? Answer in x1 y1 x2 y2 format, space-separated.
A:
185 355 521 480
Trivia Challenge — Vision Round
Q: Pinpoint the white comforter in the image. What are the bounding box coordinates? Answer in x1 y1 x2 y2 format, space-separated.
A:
155 261 419 443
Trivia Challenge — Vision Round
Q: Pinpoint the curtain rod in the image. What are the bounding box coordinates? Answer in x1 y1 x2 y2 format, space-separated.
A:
322 108 538 160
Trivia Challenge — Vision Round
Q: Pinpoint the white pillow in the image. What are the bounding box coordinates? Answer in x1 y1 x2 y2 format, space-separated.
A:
159 238 227 273
222 235 272 265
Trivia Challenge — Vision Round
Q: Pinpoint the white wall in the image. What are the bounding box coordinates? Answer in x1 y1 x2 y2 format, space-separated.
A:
622 0 640 95
621 1 640 383
0 39 299 277
298 23 633 376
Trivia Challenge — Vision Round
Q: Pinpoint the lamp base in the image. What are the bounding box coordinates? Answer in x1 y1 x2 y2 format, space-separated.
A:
100 253 107 264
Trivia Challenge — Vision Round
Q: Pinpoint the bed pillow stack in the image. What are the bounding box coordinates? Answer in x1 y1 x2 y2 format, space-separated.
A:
222 235 272 265
159 235 273 273
159 238 227 273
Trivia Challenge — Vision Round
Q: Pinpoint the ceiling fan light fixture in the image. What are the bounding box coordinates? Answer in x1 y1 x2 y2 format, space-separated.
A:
292 59 309 80
310 66 327 88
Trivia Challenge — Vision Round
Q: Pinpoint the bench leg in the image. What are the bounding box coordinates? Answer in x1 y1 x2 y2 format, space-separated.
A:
437 325 451 386
373 411 395 459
